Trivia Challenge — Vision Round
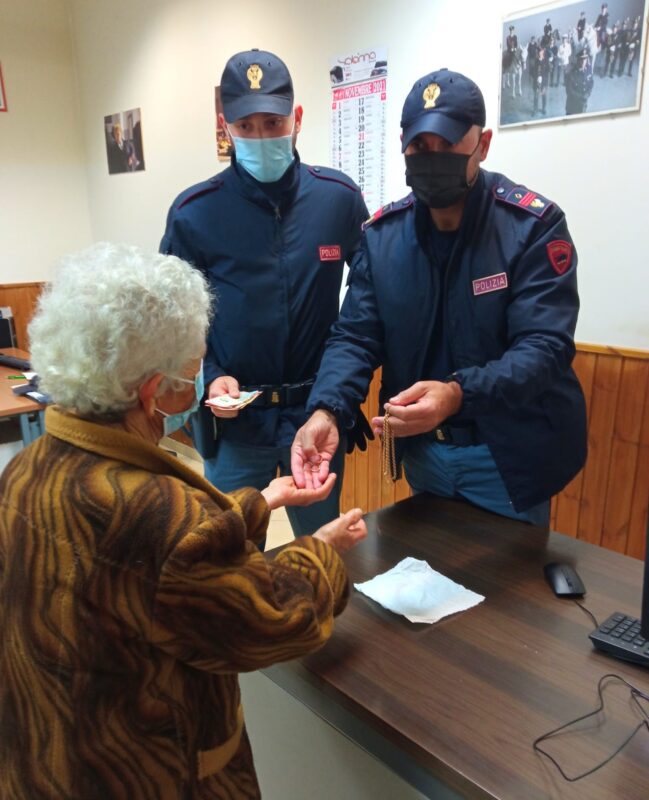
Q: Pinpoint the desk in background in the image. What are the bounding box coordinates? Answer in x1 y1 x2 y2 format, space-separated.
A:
0 348 44 446
251 495 649 800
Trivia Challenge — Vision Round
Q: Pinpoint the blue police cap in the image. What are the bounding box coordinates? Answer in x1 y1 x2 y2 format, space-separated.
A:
220 49 294 122
400 69 486 151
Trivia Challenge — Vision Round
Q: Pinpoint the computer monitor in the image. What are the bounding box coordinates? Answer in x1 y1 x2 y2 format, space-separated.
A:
641 508 649 639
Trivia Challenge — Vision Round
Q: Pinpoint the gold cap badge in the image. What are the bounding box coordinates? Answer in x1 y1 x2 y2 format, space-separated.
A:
247 64 263 90
423 82 441 109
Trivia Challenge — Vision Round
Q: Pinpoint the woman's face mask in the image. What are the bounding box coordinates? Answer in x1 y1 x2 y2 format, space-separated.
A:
156 362 204 438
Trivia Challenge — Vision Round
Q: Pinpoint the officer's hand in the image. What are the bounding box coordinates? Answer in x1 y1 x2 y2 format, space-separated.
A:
207 376 241 419
313 508 367 554
291 410 339 490
372 380 463 438
261 473 337 511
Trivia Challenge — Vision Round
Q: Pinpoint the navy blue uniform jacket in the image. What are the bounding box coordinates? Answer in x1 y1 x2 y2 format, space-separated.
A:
161 155 367 448
307 170 587 511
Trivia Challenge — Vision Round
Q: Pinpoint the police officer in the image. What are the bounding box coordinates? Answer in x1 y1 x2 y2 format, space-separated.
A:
565 51 594 115
531 45 551 116
595 3 609 50
291 69 587 527
577 11 587 39
626 17 641 77
161 49 369 539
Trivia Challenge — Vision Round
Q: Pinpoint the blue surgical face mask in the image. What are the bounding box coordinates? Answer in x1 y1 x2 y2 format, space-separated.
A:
230 124 295 183
156 363 204 438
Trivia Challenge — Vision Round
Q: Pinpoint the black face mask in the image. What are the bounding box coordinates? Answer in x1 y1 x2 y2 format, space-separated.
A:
404 140 481 209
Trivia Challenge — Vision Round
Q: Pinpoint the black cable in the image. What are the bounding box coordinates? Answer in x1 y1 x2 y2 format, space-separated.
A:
573 599 599 629
533 673 649 782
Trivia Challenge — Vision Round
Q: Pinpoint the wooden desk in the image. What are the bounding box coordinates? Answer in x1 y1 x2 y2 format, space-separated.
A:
263 494 649 800
0 348 44 445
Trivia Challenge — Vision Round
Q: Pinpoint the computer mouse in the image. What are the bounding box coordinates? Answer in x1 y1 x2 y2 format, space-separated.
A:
543 562 586 598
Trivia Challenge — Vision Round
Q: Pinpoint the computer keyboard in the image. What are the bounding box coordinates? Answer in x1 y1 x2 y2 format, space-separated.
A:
589 612 649 667
0 353 31 370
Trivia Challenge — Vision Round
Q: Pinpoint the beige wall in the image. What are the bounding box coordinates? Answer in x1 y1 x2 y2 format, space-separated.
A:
0 0 648 347
0 0 92 283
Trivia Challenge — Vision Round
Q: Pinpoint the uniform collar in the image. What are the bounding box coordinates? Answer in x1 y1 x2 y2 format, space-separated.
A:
44 405 239 513
231 150 301 213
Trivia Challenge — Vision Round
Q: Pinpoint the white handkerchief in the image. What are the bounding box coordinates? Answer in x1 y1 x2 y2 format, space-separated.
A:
354 557 484 624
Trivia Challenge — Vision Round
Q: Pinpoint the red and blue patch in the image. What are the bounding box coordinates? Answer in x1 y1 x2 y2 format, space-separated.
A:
547 240 573 275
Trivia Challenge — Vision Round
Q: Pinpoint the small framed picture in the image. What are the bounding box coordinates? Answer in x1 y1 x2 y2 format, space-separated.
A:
0 63 7 112
104 108 146 174
214 86 233 162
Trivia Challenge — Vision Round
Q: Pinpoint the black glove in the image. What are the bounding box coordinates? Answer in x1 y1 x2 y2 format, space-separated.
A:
345 407 375 454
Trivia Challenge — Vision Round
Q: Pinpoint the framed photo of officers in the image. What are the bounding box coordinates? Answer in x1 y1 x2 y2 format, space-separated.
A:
500 0 648 126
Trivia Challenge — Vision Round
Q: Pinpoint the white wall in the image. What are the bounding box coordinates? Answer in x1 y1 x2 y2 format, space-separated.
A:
0 0 92 283
3 0 648 346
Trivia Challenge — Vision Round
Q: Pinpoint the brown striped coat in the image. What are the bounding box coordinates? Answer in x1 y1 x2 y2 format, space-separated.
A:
0 407 349 799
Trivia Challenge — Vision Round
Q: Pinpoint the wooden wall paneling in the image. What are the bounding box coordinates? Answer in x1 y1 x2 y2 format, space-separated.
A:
577 354 623 546
340 448 356 514
0 283 44 350
353 396 370 514
626 383 649 560
553 350 597 537
394 473 412 502
549 492 558 531
600 359 649 553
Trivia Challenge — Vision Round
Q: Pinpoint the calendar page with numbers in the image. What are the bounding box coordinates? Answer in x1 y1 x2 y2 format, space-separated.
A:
329 47 388 215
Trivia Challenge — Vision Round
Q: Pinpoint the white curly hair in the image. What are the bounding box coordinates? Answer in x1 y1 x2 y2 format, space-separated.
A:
29 243 211 418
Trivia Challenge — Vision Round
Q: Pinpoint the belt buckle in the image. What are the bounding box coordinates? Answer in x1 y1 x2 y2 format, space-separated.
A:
434 427 449 443
270 389 281 405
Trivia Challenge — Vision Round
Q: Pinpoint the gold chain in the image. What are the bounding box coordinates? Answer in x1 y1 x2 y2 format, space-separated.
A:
381 410 397 482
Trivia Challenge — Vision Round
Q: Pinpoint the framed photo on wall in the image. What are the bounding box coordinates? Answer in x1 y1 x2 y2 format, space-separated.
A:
214 86 233 162
0 63 7 112
499 0 648 127
104 108 145 174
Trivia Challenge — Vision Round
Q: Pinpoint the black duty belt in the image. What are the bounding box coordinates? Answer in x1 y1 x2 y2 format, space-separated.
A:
430 424 480 447
240 379 314 408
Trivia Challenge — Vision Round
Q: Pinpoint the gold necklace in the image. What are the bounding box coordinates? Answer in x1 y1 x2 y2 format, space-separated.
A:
381 409 398 482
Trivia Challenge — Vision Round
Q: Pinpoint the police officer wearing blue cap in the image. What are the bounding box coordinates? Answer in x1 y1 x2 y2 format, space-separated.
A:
292 68 587 526
161 49 369 539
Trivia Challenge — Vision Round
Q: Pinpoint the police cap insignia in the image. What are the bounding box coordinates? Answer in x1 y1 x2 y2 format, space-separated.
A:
247 64 263 90
423 83 441 109
547 240 573 275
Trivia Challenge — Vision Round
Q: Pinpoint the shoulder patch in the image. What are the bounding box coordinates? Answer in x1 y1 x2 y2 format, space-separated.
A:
177 180 223 210
362 196 414 231
547 240 573 275
494 185 553 218
307 165 359 192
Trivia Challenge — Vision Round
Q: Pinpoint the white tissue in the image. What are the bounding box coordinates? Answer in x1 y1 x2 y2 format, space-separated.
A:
354 557 484 624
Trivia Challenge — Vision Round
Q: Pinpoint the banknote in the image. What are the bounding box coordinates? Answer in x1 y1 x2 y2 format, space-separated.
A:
205 390 262 410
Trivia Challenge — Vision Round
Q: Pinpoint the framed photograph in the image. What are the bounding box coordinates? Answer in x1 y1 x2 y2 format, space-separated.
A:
0 63 7 112
214 86 233 162
104 108 145 175
499 0 648 127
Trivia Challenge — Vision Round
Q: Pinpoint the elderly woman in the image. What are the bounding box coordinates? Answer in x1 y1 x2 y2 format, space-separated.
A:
0 243 366 799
